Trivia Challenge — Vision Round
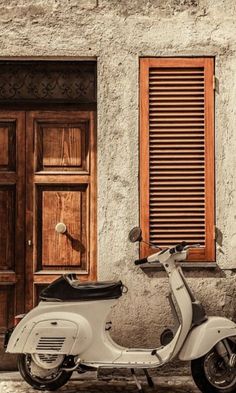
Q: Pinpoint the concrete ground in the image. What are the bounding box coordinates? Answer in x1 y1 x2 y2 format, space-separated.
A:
0 372 200 393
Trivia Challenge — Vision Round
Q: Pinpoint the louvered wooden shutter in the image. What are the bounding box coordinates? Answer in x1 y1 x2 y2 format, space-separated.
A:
140 58 215 261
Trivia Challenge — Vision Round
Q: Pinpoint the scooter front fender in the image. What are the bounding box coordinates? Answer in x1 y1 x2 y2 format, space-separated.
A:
179 316 236 361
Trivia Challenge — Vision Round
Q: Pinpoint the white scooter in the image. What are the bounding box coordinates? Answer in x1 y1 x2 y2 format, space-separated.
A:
5 227 236 393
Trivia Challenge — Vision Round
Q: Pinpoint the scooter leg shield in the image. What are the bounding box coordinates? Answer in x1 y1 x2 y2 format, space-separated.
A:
6 311 92 356
179 316 236 361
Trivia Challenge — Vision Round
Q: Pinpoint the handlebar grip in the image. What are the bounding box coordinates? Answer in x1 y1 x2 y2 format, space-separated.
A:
134 257 148 265
176 242 187 252
170 241 187 254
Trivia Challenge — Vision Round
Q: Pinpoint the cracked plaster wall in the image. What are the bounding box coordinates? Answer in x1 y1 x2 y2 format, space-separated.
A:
1 0 236 370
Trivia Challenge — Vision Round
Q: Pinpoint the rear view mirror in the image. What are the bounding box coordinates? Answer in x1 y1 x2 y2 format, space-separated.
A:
128 227 142 243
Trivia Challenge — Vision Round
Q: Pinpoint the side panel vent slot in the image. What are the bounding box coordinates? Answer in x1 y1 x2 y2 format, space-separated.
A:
36 337 66 352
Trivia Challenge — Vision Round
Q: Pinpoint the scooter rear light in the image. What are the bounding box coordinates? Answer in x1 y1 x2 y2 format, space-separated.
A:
14 314 25 326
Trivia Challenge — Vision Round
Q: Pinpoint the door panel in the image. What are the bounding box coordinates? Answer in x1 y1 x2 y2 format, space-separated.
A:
35 120 89 172
40 186 88 270
26 111 96 310
0 122 16 171
0 127 9 166
0 111 25 369
0 186 15 270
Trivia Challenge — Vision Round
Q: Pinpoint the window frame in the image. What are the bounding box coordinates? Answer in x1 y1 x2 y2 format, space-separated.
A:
139 57 215 262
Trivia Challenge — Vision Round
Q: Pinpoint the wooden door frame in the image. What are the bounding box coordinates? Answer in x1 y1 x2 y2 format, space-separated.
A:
0 59 97 370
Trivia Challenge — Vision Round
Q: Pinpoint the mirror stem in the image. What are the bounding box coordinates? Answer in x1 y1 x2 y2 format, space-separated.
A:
141 240 162 251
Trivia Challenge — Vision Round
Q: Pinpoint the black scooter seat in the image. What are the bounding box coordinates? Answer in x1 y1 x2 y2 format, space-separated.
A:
40 274 123 302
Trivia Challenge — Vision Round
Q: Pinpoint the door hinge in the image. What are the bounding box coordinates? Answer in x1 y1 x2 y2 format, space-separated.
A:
214 225 216 240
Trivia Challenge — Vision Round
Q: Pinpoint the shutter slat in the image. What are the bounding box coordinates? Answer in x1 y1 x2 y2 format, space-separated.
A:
151 212 205 216
151 166 205 170
151 207 205 211
149 159 207 163
150 191 205 198
152 228 205 232
150 136 204 139
150 203 205 207
151 234 205 238
149 80 204 84
150 111 205 115
150 97 204 101
150 91 204 95
150 196 205 200
151 102 204 105
152 217 205 221
150 149 205 153
150 139 204 143
150 87 204 91
150 182 205 186
150 77 204 80
150 119 205 122
150 125 204 131
150 112 204 116
151 185 205 189
150 123 204 127
150 153 204 157
149 70 204 75
153 220 205 225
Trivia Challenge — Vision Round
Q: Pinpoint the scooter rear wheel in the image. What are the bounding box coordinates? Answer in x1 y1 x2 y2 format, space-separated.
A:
18 354 72 391
191 347 236 393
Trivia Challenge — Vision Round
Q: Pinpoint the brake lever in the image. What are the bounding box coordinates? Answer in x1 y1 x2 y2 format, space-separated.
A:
183 244 202 250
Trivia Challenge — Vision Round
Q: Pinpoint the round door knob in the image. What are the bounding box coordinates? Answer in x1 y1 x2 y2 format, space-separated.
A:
55 222 67 234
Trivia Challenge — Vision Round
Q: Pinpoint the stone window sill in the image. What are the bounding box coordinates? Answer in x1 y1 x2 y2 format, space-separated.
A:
141 262 217 271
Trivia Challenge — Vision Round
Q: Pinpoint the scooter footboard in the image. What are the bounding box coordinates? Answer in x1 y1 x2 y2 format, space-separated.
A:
179 316 236 361
6 311 92 356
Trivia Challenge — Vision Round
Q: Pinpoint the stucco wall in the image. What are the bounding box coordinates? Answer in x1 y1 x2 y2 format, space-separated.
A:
1 0 236 370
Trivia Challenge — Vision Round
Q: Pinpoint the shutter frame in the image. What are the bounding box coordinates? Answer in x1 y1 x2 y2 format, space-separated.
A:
140 57 215 262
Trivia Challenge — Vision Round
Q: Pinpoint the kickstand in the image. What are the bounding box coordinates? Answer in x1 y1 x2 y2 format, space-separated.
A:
131 368 144 393
143 369 154 388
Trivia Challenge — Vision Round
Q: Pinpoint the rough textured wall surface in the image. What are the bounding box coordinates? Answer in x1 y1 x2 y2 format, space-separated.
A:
1 0 236 373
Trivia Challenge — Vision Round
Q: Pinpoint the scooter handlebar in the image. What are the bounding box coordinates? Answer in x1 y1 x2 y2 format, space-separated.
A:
134 242 201 266
134 257 148 265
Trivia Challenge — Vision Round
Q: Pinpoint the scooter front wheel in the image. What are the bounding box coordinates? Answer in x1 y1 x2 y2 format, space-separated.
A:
18 354 72 391
191 347 236 393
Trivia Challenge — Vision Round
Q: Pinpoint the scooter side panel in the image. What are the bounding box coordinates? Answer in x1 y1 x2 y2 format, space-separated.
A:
6 311 92 355
179 316 236 361
23 319 78 354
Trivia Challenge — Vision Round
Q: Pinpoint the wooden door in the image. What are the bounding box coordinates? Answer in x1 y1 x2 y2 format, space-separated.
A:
0 110 96 368
0 111 25 368
26 111 97 309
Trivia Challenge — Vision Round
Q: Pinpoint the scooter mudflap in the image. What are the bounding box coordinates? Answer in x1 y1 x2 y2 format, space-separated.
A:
4 327 14 349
